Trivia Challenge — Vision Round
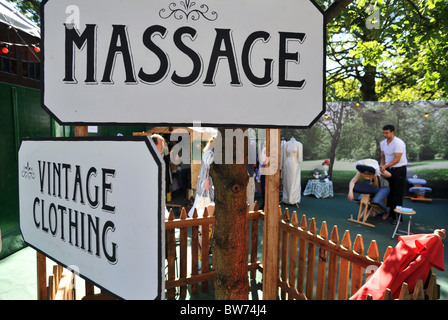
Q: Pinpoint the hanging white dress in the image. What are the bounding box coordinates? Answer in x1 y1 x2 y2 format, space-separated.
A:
281 138 303 204
188 150 215 218
280 138 286 180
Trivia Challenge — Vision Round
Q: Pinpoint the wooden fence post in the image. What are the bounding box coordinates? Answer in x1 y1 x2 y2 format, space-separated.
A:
201 208 211 292
326 226 339 300
191 209 199 294
37 252 47 300
296 215 307 293
350 234 364 296
179 208 188 297
337 230 352 300
315 221 328 300
288 212 299 300
280 208 290 300
305 218 317 299
166 209 176 299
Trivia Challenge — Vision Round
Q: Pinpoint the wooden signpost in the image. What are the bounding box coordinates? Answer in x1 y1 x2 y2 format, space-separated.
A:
262 128 281 299
37 0 325 299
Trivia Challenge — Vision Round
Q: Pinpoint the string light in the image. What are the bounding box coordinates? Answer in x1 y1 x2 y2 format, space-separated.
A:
0 41 40 56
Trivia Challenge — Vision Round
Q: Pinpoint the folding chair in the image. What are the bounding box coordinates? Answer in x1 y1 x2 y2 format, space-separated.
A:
348 165 384 228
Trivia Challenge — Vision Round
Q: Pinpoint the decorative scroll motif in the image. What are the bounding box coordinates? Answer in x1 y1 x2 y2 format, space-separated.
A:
159 0 218 21
21 162 35 179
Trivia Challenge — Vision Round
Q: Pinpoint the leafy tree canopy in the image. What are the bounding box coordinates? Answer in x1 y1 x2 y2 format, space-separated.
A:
11 0 446 101
318 0 447 101
6 0 40 25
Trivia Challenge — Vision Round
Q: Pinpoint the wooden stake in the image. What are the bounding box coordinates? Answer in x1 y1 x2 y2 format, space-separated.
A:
315 222 328 300
350 234 364 296
211 127 249 299
74 126 96 298
297 215 307 293
262 128 280 300
36 252 47 300
338 230 352 300
305 218 316 299
288 212 299 300
74 126 88 137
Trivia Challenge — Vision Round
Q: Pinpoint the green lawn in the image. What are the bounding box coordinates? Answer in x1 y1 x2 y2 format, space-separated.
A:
300 159 448 198
301 169 355 184
411 168 448 181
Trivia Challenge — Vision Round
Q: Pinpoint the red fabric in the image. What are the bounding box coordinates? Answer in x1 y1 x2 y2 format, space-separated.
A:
350 234 444 300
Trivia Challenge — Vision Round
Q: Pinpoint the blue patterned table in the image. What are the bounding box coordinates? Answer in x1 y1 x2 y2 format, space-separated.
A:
303 180 334 199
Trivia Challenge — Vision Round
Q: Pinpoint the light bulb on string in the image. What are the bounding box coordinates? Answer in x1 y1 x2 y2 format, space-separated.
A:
1 45 9 54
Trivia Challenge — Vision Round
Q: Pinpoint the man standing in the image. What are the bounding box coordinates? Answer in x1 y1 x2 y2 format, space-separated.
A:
151 134 167 157
380 125 408 224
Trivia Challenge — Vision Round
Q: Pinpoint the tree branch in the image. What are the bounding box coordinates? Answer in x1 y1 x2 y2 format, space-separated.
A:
325 0 356 24
404 0 429 20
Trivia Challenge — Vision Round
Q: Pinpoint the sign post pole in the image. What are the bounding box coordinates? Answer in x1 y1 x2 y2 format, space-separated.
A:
74 126 88 138
262 128 281 299
36 127 89 300
38 0 325 299
36 252 47 300
75 126 95 296
73 125 96 297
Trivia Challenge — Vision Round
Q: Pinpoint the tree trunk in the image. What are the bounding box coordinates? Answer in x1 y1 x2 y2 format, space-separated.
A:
325 0 356 24
210 127 249 299
360 65 378 101
327 103 345 178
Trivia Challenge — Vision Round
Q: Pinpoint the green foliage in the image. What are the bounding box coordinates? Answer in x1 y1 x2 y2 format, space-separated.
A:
412 168 448 183
349 40 385 67
321 0 448 101
6 0 40 26
12 0 447 101
291 101 447 164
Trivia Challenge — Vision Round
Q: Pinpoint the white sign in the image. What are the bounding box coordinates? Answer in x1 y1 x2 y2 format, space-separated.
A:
18 137 165 300
43 0 325 127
